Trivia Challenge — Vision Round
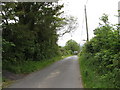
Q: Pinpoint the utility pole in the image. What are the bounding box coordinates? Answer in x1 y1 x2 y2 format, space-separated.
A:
118 1 120 35
84 5 89 41
118 1 120 23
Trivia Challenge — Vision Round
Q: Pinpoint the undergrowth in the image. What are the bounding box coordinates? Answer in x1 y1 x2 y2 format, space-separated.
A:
3 55 66 74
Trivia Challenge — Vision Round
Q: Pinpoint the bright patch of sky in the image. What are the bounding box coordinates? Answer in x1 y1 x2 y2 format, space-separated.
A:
57 0 120 46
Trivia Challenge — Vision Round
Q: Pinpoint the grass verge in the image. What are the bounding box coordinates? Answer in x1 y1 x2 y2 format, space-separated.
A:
2 55 71 88
79 54 115 88
3 56 65 74
2 77 15 88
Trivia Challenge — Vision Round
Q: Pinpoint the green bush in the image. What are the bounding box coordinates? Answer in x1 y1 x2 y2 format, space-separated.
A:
79 14 120 88
3 56 62 74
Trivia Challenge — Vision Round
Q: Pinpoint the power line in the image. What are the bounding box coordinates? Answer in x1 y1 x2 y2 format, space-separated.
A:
81 10 85 37
80 0 89 42
85 0 88 5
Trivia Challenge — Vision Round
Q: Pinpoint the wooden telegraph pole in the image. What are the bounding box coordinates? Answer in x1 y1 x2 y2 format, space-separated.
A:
84 5 89 41
118 1 120 35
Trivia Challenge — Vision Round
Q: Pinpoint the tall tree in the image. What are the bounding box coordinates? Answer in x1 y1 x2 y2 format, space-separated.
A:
65 39 80 54
1 2 65 64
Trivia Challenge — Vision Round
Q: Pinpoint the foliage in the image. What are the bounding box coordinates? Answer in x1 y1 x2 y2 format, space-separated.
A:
59 46 71 56
1 2 75 73
57 16 78 36
65 39 80 54
80 14 120 88
3 56 62 74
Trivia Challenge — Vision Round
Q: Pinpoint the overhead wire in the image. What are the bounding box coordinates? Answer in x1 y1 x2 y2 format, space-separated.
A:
80 0 89 43
80 9 85 40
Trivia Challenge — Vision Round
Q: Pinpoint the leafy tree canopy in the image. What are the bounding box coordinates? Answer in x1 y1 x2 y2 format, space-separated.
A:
65 39 80 54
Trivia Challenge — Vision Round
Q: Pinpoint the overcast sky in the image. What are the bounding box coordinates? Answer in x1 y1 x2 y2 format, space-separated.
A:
57 0 120 46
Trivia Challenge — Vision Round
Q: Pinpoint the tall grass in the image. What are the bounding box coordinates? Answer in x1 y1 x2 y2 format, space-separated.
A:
79 53 115 88
3 56 63 74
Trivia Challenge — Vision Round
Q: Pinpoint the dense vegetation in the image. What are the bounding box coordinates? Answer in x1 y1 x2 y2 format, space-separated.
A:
59 39 80 56
1 2 75 74
64 39 80 54
79 14 120 88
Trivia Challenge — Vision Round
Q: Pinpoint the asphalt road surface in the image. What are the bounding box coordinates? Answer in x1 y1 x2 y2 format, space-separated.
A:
9 55 83 88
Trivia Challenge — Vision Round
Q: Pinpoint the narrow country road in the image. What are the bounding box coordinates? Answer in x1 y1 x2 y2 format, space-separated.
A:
9 55 83 88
